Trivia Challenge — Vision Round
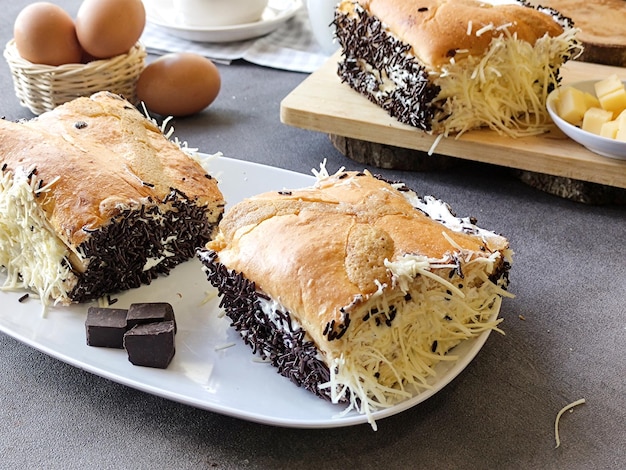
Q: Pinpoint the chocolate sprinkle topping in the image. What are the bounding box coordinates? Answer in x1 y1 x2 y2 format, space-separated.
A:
333 5 440 132
198 250 335 402
68 189 217 302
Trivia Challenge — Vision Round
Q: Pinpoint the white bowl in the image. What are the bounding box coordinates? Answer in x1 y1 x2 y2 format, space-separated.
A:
546 80 626 160
172 0 269 27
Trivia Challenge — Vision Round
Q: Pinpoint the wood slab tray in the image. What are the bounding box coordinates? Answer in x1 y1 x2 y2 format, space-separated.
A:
280 56 626 195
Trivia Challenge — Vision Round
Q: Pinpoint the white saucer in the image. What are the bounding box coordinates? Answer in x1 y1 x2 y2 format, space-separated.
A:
144 0 302 43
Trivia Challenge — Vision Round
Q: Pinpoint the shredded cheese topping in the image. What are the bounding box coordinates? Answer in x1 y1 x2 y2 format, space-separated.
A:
0 167 74 312
432 26 582 137
317 250 512 429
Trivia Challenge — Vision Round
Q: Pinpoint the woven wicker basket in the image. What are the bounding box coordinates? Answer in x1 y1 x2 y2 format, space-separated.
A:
3 40 146 115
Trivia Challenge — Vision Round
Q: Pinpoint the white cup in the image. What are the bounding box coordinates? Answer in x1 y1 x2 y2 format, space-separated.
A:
306 0 340 55
173 0 269 27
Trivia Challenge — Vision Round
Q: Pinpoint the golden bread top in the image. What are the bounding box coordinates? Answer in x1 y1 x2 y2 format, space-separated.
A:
209 170 508 347
0 92 223 248
345 0 564 68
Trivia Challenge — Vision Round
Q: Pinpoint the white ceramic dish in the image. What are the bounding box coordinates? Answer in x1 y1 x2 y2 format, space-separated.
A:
172 0 269 28
546 80 626 160
0 156 496 429
143 0 302 43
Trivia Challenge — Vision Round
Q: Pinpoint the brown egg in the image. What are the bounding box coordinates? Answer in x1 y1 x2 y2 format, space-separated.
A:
136 53 221 117
13 2 83 66
75 0 145 59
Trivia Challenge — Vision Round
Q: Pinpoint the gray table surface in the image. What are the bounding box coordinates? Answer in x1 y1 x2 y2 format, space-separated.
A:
1 1 625 469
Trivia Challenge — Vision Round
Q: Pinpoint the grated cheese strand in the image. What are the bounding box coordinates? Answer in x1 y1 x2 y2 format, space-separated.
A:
554 398 586 448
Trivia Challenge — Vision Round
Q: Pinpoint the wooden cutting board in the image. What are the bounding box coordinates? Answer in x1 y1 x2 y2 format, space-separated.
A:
280 57 626 190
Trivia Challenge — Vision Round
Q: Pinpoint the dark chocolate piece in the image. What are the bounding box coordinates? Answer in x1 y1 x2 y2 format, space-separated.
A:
123 321 176 369
85 307 128 348
127 302 176 333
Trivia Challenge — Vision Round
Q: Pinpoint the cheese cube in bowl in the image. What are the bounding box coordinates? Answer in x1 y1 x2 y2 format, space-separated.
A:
546 78 626 160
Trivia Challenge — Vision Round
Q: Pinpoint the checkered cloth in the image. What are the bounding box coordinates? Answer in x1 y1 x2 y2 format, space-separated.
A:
140 6 331 73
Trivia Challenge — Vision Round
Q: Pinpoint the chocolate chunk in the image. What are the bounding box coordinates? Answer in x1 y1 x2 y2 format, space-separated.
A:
85 307 128 348
123 321 176 369
127 302 176 333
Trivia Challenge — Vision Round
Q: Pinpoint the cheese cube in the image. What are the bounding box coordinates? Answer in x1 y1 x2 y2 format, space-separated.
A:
599 88 626 117
583 91 600 109
582 107 614 135
594 74 624 99
556 87 588 125
600 120 619 139
617 110 626 142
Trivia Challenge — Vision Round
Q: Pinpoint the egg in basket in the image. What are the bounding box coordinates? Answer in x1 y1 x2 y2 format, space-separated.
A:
4 0 220 117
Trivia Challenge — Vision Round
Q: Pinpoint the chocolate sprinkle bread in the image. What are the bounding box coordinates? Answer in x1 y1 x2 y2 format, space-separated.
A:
0 92 224 307
198 168 513 428
332 0 580 136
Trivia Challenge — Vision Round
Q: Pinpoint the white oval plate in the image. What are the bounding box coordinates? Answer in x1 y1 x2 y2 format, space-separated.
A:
0 156 496 429
143 0 302 43
547 80 626 160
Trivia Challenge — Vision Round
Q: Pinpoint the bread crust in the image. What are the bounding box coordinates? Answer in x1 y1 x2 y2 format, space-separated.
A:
0 92 223 248
346 0 564 68
208 170 508 354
